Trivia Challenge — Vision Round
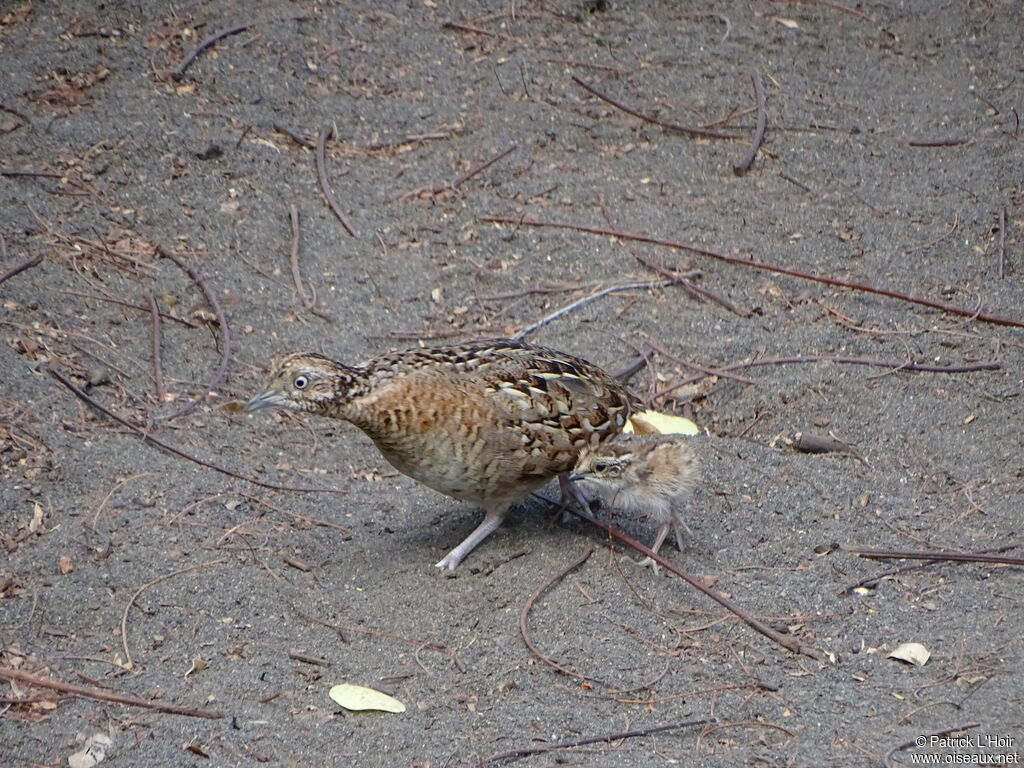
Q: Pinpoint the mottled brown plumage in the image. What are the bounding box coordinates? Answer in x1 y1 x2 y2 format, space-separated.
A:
245 339 643 569
571 434 699 567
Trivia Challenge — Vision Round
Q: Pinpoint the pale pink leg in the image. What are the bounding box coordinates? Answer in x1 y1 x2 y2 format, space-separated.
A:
635 522 671 569
435 505 508 570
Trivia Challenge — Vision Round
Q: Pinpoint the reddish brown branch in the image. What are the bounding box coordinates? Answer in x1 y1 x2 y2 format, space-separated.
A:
0 254 43 285
845 546 1024 567
634 253 749 317
171 25 248 81
654 354 1000 400
476 718 710 767
561 507 822 659
572 76 740 140
733 71 766 175
906 137 973 147
158 248 232 421
518 547 594 678
46 366 344 495
453 144 516 188
316 123 359 238
0 666 223 719
841 544 1019 593
480 215 1024 330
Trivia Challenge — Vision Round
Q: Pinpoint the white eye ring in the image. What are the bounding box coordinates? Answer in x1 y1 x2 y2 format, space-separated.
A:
293 375 309 390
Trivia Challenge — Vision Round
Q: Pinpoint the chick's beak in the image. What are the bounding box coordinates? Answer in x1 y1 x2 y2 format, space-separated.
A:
245 389 285 412
567 471 584 483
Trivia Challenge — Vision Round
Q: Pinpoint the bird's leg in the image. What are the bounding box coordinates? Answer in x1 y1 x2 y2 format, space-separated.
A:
558 472 597 522
633 523 671 570
671 510 692 552
435 504 509 570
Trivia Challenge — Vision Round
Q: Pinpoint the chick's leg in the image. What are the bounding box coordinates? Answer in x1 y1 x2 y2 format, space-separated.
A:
634 523 672 569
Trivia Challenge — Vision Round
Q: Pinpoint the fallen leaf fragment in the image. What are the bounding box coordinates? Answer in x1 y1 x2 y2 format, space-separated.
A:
329 683 406 713
184 658 210 677
58 555 73 575
68 733 113 768
888 642 930 666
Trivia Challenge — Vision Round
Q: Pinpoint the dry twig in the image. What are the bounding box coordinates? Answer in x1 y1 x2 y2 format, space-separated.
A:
0 666 223 719
732 71 766 175
171 25 248 81
518 547 594 678
158 247 232 421
844 546 1024 567
560 506 823 660
121 559 226 668
481 215 1024 330
476 718 710 767
316 123 359 238
47 366 344 495
572 76 739 140
288 204 331 319
146 291 166 402
0 254 43 286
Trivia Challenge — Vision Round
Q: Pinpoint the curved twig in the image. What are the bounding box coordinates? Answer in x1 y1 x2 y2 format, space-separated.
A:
158 247 232 421
122 559 226 669
316 123 359 238
288 204 331 319
732 71 766 175
171 25 248 81
572 76 740 140
518 547 594 678
696 720 796 751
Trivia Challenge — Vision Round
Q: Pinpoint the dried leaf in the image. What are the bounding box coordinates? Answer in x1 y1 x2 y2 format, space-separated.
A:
68 733 113 768
888 642 931 666
184 658 210 677
29 502 44 534
58 555 73 574
329 683 406 713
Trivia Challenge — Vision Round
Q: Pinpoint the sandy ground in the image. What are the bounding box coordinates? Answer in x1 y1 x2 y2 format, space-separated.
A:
1 1 1022 766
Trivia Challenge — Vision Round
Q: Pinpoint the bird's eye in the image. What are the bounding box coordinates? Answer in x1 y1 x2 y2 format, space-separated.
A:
293 375 309 390
594 461 616 474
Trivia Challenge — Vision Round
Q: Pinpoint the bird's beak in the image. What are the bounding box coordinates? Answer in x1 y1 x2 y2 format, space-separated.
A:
567 471 583 483
244 389 285 412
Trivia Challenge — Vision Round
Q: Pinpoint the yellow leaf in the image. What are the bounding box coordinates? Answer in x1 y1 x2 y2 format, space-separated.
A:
627 410 699 436
329 684 406 713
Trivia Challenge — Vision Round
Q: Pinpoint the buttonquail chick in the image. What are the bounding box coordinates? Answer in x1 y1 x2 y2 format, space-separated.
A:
245 339 643 569
571 434 699 567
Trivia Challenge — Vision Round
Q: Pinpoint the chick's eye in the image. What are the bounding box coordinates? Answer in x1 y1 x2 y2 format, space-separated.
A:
293 375 309 390
593 461 611 473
